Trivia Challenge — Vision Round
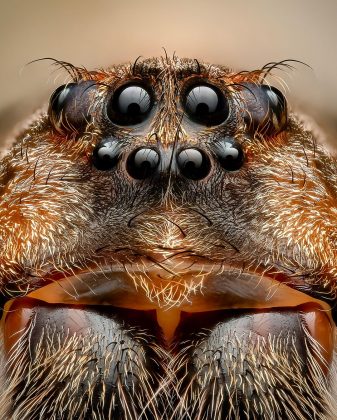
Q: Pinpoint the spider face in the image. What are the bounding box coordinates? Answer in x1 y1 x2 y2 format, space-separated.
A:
0 56 335 419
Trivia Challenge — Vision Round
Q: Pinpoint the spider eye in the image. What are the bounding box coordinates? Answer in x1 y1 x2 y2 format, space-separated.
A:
239 83 288 136
107 84 153 126
92 138 121 171
48 81 96 135
214 137 244 171
184 84 229 126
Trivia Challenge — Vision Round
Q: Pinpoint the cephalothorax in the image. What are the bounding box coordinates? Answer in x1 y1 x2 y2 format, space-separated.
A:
0 56 336 419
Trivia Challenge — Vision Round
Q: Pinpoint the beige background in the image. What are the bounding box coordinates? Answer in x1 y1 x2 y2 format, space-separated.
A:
0 0 337 145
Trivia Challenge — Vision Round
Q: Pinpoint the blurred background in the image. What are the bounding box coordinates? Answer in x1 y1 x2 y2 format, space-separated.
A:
1 0 337 147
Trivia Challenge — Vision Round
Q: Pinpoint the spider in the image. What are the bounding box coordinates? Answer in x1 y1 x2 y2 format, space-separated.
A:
0 56 335 419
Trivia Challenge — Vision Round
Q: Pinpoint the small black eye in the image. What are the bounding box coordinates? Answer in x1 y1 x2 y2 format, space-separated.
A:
92 138 121 171
107 84 153 126
239 83 288 136
126 147 160 179
176 148 211 180
184 84 229 126
214 137 244 171
48 81 96 135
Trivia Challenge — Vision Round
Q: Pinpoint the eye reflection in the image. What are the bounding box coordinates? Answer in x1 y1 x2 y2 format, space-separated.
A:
239 83 288 136
184 84 229 126
214 137 244 171
107 84 153 126
48 81 96 134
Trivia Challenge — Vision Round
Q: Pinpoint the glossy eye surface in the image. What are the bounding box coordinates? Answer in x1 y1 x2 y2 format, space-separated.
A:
176 148 211 180
92 138 121 171
126 147 160 179
48 81 96 135
240 83 288 135
214 137 244 171
107 84 152 125
184 84 229 126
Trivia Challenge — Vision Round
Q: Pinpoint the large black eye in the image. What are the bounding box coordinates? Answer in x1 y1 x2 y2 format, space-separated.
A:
48 81 96 135
184 84 229 126
239 83 288 136
107 84 153 125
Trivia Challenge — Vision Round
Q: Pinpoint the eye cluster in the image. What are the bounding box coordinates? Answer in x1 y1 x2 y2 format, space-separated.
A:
48 82 155 134
48 79 288 136
48 80 233 134
104 82 231 127
48 77 288 176
92 137 244 178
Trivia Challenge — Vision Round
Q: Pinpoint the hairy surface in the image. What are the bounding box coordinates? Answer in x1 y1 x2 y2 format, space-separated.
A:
0 311 335 420
0 56 336 419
